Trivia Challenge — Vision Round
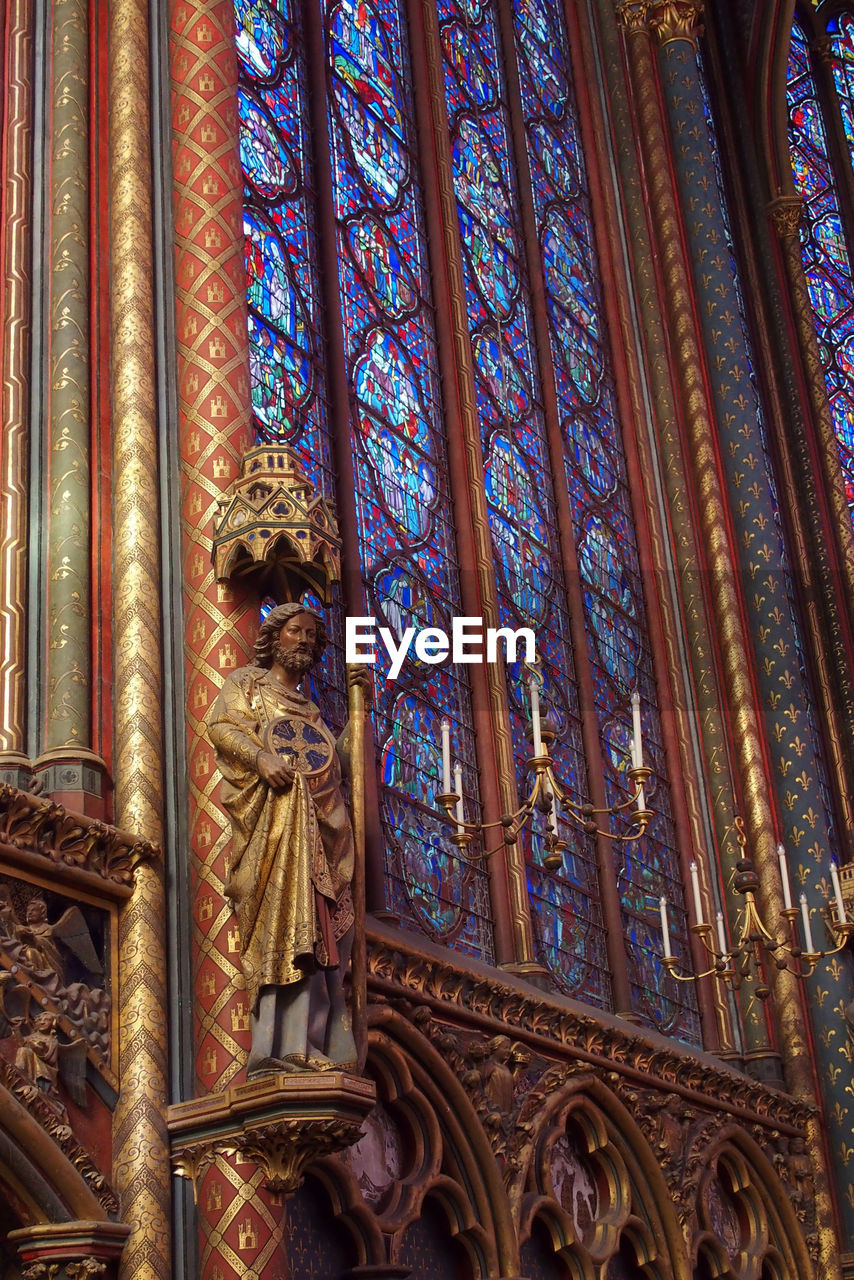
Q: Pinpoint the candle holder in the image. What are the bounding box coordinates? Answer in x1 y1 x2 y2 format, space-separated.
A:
436 662 652 872
659 817 854 994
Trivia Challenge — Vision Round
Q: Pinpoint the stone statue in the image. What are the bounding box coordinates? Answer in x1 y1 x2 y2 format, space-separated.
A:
208 603 366 1076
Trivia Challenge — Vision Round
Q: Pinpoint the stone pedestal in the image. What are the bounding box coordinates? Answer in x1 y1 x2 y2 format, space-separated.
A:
169 1071 376 1195
8 1220 131 1279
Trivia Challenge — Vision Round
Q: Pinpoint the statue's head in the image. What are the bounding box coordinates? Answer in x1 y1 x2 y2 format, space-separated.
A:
254 603 327 670
26 896 47 924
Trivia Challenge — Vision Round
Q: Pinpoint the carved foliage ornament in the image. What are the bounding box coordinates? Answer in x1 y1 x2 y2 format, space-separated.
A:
22 1262 105 1280
616 1 650 32
649 0 703 44
0 784 159 886
768 196 805 241
366 941 813 1133
174 1117 366 1196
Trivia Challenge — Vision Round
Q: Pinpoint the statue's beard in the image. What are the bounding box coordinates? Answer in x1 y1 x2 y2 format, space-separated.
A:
272 641 315 674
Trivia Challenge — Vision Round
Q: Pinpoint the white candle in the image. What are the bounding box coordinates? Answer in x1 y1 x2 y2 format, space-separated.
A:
550 786 560 834
454 762 465 833
777 842 793 911
830 860 847 924
659 896 671 958
529 672 543 757
800 893 815 954
715 910 728 958
440 717 452 794
631 690 643 769
628 734 636 770
690 860 705 926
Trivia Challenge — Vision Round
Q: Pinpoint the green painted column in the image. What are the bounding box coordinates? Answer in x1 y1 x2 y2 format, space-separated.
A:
37 0 106 813
652 3 853 1267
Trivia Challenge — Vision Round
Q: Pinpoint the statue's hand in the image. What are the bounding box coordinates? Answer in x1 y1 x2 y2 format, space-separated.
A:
347 663 374 709
256 750 295 789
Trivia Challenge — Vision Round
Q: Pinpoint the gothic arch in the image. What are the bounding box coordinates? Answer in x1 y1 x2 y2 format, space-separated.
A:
515 1073 689 1280
0 1080 110 1227
693 1125 814 1280
751 0 799 191
367 1011 511 1274
315 1007 518 1275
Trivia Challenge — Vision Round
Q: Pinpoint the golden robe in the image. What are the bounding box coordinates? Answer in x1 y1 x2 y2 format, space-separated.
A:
208 667 354 1013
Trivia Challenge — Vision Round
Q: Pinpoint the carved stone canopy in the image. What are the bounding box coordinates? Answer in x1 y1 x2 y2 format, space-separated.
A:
212 445 341 604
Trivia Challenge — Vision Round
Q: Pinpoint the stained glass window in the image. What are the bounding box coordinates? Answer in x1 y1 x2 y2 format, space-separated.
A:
325 0 493 958
234 0 703 1034
437 0 611 1009
236 0 328 477
236 0 349 735
788 16 854 523
512 0 697 1039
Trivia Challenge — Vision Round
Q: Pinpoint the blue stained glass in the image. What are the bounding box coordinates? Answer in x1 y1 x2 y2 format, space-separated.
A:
235 0 291 78
347 215 419 317
245 211 306 331
236 0 329 468
327 0 493 959
512 0 699 1039
789 17 854 528
473 330 532 420
530 122 579 198
442 22 496 107
329 0 409 205
239 89 298 199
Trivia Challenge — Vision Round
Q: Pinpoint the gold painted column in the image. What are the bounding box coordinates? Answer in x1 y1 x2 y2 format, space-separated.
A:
36 0 107 814
0 0 33 790
617 0 780 1071
649 4 844 1273
592 0 736 1056
109 0 172 1276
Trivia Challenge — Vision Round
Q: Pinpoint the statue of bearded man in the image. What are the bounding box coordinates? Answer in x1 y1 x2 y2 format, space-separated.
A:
208 603 364 1076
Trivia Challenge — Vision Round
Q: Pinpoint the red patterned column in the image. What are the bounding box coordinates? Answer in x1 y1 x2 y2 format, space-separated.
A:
197 1157 285 1280
171 0 255 1096
170 1 267 1267
171 0 260 1078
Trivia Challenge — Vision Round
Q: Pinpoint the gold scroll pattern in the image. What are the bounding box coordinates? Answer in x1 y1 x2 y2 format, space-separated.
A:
46 0 91 752
618 8 773 1052
109 0 171 1274
171 0 256 1094
0 0 32 763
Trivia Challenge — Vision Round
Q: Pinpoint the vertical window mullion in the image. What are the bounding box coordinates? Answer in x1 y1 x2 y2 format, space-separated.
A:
321 0 494 959
502 0 700 1038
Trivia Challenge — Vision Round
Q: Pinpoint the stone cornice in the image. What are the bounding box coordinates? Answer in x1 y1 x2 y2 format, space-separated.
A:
0 784 159 894
365 922 812 1135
